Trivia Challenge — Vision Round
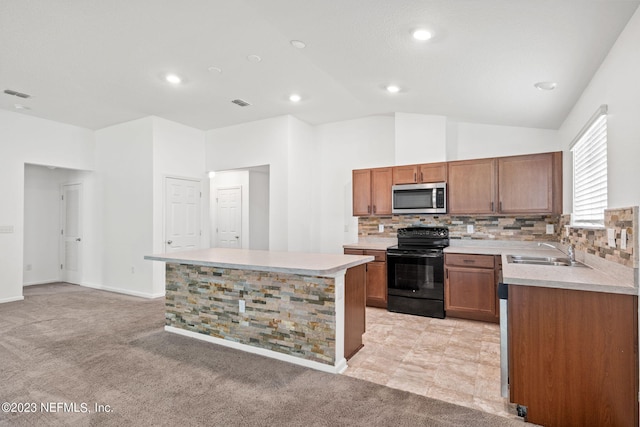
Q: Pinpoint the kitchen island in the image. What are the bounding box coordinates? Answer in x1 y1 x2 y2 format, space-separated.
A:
145 248 373 374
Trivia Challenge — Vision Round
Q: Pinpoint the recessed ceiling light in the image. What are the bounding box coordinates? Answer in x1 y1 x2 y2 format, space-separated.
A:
289 93 302 102
247 54 262 63
412 29 432 41
386 85 401 93
165 74 182 84
290 40 306 49
534 81 557 91
208 66 222 73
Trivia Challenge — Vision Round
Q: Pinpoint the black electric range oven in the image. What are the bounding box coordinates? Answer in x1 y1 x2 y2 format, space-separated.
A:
386 226 449 318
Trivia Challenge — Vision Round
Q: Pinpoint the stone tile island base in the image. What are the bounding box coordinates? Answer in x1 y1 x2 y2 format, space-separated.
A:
165 263 346 373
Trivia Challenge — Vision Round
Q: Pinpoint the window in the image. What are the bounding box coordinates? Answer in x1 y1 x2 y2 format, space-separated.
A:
571 105 608 225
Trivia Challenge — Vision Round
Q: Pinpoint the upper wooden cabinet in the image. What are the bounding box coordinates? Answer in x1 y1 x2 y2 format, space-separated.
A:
448 158 497 214
352 167 392 216
352 169 372 216
392 162 447 184
449 151 562 215
498 152 562 214
354 151 562 216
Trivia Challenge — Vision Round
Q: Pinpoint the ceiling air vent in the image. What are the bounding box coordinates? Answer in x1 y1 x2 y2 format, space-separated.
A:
231 99 251 107
4 89 32 99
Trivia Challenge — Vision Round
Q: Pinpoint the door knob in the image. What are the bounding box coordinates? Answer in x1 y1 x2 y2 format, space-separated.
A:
167 240 173 245
75 238 82 242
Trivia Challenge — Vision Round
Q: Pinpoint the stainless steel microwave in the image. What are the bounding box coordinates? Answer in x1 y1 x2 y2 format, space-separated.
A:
392 182 447 214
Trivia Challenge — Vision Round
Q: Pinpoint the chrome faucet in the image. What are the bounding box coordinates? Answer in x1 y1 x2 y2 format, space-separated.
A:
538 242 576 263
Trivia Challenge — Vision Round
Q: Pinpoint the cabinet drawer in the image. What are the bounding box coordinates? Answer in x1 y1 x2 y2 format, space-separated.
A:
344 249 364 256
445 253 494 269
364 250 386 262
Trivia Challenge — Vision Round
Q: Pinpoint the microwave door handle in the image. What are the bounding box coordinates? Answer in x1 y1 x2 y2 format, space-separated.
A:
432 189 437 208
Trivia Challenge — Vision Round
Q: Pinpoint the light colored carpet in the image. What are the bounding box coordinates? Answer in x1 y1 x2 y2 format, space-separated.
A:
0 283 525 426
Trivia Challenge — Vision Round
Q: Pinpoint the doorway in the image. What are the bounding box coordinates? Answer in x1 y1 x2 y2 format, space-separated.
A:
23 164 90 287
60 183 83 284
209 166 269 250
164 177 201 253
216 187 242 248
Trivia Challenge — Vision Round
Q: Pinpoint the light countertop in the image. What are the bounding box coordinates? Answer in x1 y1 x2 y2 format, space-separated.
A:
343 242 393 251
445 241 637 296
145 248 374 277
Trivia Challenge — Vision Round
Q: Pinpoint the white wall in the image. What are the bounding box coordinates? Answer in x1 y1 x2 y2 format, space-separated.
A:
316 116 396 251
287 116 320 252
395 113 447 164
558 8 640 212
249 168 269 250
206 116 291 251
446 121 560 161
0 110 94 303
151 117 206 294
94 117 155 297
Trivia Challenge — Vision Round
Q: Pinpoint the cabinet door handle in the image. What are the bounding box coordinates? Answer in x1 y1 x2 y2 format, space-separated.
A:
414 172 417 182
367 205 371 214
463 259 476 263
373 205 377 214
421 172 424 182
499 201 502 212
491 201 494 211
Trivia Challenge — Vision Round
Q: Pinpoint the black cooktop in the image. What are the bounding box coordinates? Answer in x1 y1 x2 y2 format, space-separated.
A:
389 226 450 251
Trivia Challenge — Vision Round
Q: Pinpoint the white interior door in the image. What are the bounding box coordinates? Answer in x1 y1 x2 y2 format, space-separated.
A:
165 177 201 253
216 187 242 248
60 183 82 284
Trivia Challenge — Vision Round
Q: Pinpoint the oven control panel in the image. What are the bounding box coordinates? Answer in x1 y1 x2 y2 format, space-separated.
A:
397 227 449 238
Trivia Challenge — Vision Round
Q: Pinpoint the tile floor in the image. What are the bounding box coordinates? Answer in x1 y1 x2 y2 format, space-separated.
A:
343 307 519 421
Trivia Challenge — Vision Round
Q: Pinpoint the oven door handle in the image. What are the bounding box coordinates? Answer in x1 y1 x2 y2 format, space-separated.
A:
387 252 443 259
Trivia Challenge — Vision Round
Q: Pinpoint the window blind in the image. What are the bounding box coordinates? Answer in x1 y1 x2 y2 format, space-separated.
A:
571 105 607 224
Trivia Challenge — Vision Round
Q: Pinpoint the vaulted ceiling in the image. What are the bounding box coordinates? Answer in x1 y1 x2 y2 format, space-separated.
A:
1 0 638 131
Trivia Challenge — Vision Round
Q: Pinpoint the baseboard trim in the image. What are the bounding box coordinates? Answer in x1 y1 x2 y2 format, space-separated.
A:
165 325 347 374
23 280 60 287
81 282 165 299
0 295 25 304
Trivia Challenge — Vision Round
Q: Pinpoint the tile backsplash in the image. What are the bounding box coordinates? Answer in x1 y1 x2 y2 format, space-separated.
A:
358 206 638 270
560 206 637 269
359 214 562 241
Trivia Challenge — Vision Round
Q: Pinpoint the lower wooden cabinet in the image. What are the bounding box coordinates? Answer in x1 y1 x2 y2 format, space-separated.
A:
444 253 499 323
344 249 387 308
509 285 638 427
364 260 387 308
344 264 366 360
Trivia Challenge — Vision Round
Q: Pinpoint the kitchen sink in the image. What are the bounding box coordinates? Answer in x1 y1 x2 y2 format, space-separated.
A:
506 255 589 268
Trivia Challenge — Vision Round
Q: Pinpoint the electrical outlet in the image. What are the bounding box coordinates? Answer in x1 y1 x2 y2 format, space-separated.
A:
239 299 246 313
467 224 474 233
607 228 616 247
378 224 384 233
621 229 627 250
0 225 14 233
546 224 554 234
